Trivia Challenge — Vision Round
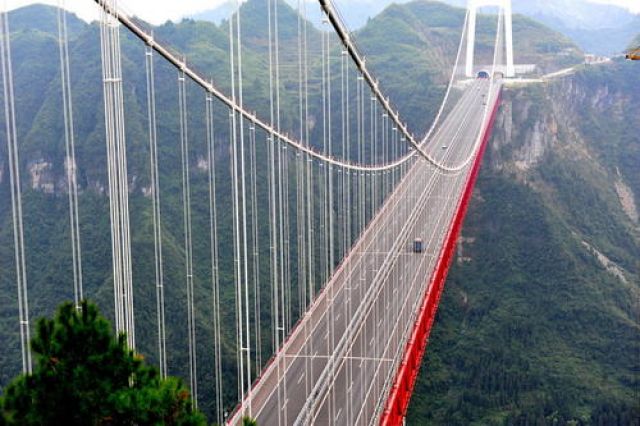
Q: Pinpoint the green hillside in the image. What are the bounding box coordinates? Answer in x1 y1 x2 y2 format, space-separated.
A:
407 60 640 424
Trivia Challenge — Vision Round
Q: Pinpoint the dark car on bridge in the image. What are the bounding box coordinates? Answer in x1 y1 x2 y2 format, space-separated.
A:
477 70 490 79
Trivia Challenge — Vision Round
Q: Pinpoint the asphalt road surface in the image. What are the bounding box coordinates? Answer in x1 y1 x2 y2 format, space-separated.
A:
230 79 501 426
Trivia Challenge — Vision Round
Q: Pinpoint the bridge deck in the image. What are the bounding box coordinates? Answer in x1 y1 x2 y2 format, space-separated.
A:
231 79 501 425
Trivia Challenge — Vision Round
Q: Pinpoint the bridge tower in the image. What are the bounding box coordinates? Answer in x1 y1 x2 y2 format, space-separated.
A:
465 0 515 77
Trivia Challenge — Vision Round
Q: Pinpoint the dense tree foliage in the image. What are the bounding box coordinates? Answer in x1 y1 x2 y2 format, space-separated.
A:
0 301 206 425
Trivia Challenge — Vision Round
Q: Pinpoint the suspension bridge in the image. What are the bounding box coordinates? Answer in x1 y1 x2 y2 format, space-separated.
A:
1 0 511 424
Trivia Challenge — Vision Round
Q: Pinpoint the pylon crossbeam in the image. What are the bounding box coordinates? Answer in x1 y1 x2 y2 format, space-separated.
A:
466 0 514 77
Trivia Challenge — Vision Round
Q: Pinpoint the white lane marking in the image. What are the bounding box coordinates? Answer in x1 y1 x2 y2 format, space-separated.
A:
283 354 393 362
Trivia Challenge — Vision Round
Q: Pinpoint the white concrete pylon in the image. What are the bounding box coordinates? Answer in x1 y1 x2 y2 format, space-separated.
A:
465 0 515 77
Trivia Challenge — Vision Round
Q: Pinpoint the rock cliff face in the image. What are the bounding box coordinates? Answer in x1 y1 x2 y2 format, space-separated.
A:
491 65 639 229
408 60 639 424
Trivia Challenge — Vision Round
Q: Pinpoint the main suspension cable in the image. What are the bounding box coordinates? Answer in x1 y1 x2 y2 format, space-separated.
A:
317 0 474 172
93 0 471 173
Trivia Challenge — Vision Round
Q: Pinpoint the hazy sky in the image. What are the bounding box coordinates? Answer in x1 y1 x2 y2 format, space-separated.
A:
4 0 640 24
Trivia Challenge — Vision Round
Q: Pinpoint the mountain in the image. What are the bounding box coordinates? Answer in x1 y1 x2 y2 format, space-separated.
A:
407 60 640 424
7 4 85 36
176 0 640 55
190 0 237 24
1 1 636 424
186 0 639 55
422 0 639 56
441 0 640 55
189 0 413 29
287 0 639 56
509 0 636 30
517 1 640 56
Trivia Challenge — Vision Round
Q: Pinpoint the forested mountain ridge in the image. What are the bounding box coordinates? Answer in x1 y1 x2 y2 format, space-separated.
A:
407 59 640 424
3 1 636 424
198 0 639 56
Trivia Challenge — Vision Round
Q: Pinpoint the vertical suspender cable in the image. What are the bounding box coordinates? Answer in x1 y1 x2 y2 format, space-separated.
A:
345 65 351 248
355 71 362 398
274 0 285 347
57 0 83 308
206 93 223 426
233 0 253 402
343 50 354 426
100 0 121 335
303 1 314 308
326 29 334 278
382 112 388 200
273 0 289 343
144 43 167 378
116 7 134 352
228 108 243 403
324 23 337 422
295 0 307 325
282 142 290 331
99 0 135 349
319 20 331 420
266 0 278 352
178 68 197 408
340 50 348 257
359 77 365 235
319 19 327 289
370 97 375 221
302 1 316 405
227 8 246 410
266 2 283 423
295 0 310 401
355 76 361 237
266 0 278 357
273 2 289 422
1 4 31 374
249 121 261 370
322 23 330 284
